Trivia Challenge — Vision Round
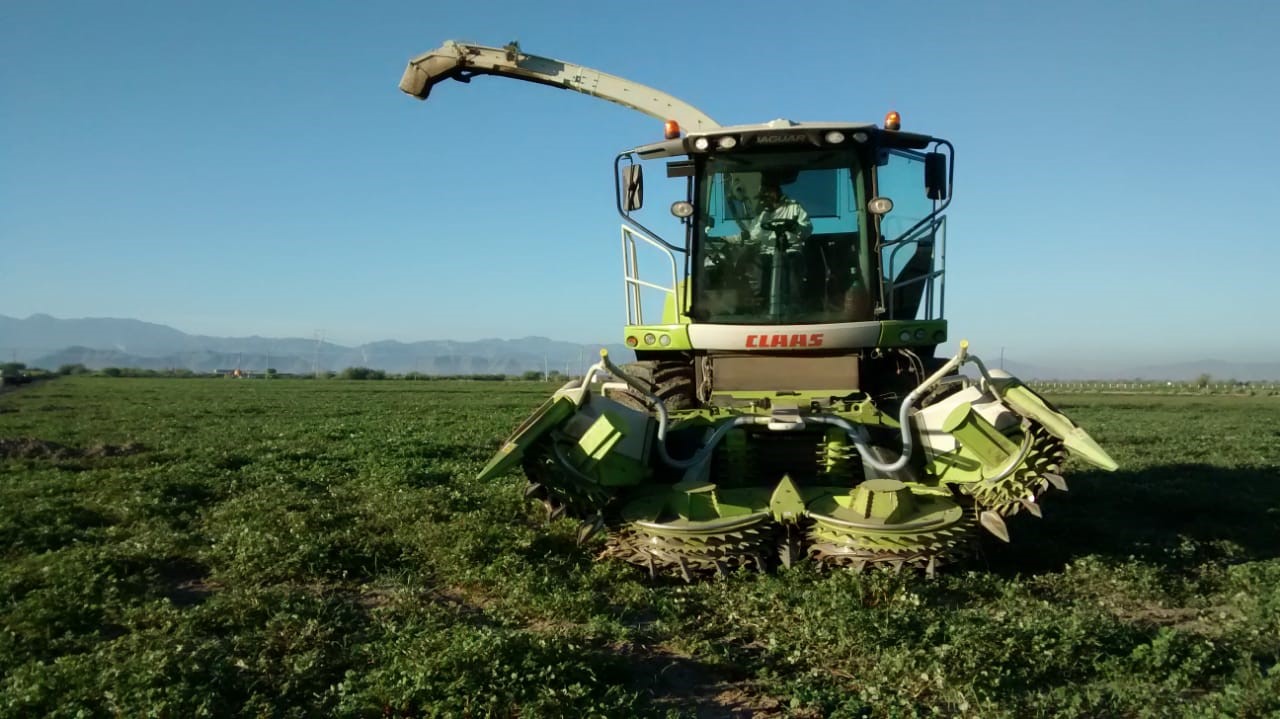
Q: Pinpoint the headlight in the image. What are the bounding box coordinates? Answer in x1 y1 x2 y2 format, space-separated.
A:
914 328 926 340
899 330 912 342
824 131 845 144
692 137 710 151
670 201 694 218
643 333 656 345
716 135 738 149
868 197 894 215
658 335 671 346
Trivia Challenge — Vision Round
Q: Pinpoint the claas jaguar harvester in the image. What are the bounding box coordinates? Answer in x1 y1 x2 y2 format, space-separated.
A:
400 41 1117 579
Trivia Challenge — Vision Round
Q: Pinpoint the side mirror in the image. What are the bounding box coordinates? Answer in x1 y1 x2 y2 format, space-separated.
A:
622 165 644 211
925 152 947 201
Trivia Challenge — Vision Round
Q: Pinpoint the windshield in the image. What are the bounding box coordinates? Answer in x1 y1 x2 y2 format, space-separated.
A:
692 150 872 325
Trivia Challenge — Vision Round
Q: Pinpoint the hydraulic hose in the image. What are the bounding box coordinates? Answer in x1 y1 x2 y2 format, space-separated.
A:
591 342 988 475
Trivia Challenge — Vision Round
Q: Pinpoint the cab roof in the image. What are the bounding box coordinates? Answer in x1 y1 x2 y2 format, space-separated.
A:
631 119 933 158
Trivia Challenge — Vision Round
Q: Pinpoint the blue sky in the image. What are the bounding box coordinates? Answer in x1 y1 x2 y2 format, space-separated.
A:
2 0 1277 367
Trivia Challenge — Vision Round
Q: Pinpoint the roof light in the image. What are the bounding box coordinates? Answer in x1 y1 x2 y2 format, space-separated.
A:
716 135 738 149
664 120 681 139
670 201 694 218
643 333 656 345
692 137 711 151
824 131 846 144
884 111 901 131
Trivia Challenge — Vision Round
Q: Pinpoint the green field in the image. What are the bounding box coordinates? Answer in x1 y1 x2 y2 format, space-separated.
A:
2 378 1278 718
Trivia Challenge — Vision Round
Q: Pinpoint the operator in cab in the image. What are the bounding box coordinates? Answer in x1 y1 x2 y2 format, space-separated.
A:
736 175 812 254
736 174 812 313
700 172 816 319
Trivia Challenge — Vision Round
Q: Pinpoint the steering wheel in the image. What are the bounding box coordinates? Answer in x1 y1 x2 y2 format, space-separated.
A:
705 236 759 266
761 218 799 234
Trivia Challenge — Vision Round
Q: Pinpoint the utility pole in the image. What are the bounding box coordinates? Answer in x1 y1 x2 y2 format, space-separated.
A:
313 330 325 378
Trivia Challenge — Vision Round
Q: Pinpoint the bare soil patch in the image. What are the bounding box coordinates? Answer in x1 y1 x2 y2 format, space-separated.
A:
0 437 75 459
617 642 795 718
0 437 146 460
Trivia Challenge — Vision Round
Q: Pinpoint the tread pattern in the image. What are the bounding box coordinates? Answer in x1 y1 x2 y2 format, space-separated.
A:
613 360 697 412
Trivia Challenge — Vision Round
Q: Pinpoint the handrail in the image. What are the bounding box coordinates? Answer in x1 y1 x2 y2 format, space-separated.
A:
883 216 946 320
621 224 680 325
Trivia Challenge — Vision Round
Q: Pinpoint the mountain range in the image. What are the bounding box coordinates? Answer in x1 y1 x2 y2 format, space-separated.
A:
3 314 1279 380
1 314 631 376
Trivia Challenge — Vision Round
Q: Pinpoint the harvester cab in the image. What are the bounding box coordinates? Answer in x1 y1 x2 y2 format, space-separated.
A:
613 116 955 408
402 41 1117 579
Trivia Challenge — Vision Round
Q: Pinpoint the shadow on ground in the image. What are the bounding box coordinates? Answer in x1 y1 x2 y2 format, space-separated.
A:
982 463 1280 575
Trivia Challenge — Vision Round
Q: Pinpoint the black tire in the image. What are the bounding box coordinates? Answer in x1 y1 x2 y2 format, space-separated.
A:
614 359 698 412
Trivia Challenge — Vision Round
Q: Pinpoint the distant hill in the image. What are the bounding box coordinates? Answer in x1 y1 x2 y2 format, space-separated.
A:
2 314 631 375
4 314 1278 380
1120 359 1280 383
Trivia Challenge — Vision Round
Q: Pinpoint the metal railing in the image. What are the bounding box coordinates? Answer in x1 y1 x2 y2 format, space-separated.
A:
882 216 946 320
621 224 680 326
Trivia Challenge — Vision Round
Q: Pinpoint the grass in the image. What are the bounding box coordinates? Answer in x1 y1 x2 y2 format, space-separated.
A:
1 378 1278 717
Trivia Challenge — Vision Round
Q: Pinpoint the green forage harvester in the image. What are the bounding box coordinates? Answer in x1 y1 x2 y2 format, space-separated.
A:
403 41 1117 579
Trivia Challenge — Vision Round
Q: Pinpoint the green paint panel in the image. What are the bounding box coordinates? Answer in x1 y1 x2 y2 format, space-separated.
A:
476 394 577 482
577 412 625 461
620 490 669 523
595 454 648 487
848 479 917 523
713 487 770 517
622 324 692 351
942 404 1019 469
877 319 948 347
998 383 1119 471
662 480 711 520
660 280 692 325
926 449 985 484
769 475 806 523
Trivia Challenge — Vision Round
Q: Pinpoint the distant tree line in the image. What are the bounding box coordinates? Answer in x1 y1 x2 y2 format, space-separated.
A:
1028 376 1280 396
1 361 571 383
7 360 1278 392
